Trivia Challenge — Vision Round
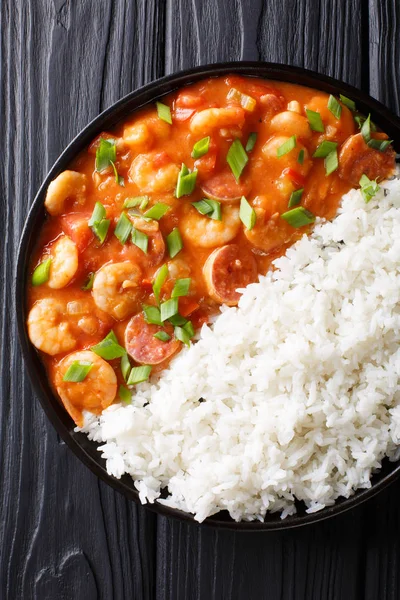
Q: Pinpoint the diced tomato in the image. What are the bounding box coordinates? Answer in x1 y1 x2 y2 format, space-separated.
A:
60 213 94 253
283 168 306 188
179 298 200 317
173 107 196 122
141 278 153 292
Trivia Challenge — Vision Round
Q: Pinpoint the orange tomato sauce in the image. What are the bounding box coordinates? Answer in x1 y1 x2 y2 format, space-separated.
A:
26 75 396 426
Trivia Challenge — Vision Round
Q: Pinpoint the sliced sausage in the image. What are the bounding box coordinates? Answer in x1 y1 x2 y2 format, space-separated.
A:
125 313 181 365
338 133 395 186
201 170 252 202
203 244 258 306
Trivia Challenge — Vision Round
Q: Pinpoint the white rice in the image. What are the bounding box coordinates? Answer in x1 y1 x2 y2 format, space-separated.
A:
78 178 400 522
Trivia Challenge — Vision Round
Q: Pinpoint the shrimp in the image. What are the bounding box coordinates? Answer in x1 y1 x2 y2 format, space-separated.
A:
55 350 117 426
128 152 180 193
44 170 87 216
92 261 142 320
190 107 245 135
262 137 312 196
123 115 170 150
180 204 241 248
27 298 77 355
244 209 292 254
47 235 78 289
338 133 395 186
268 111 312 139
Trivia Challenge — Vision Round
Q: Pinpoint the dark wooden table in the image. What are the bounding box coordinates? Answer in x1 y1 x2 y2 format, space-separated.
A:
1 1 400 598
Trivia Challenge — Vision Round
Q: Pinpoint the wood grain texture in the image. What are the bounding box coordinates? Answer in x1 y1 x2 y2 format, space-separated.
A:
1 1 400 599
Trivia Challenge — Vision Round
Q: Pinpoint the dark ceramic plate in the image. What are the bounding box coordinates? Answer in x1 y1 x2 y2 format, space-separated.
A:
16 62 400 530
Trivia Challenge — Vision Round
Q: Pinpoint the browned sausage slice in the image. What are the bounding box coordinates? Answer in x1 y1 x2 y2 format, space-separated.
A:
338 133 395 186
203 244 258 306
125 313 181 365
201 170 252 202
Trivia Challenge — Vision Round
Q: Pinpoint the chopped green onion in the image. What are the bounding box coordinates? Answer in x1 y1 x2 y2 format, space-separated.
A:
226 88 257 111
191 136 210 159
277 135 297 157
111 160 124 186
325 150 339 175
93 218 110 244
123 196 148 209
167 228 183 258
120 353 131 382
361 114 372 144
139 197 149 210
127 365 152 385
367 138 393 152
306 109 324 132
142 304 162 326
281 207 315 228
327 95 342 119
297 149 305 165
143 203 170 221
339 94 356 112
32 258 52 286
88 201 106 226
227 139 248 181
91 331 126 360
114 212 132 244
354 115 377 131
89 202 110 244
245 132 257 152
160 298 179 322
131 228 148 254
239 196 256 230
174 321 195 346
95 139 116 172
119 385 132 403
152 264 168 304
176 164 198 198
153 331 171 342
81 272 94 291
171 278 191 298
156 101 172 125
312 140 338 158
359 174 380 203
63 360 93 382
288 188 304 208
168 313 188 327
191 199 213 216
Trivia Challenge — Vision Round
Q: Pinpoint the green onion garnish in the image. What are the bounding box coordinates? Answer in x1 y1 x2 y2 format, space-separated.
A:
361 114 372 144
167 228 183 258
168 313 188 327
142 304 162 326
119 385 132 403
297 149 305 165
171 278 191 298
281 207 315 228
32 258 52 286
153 331 171 342
312 141 338 158
114 212 132 244
176 164 198 198
91 331 126 360
306 109 324 132
131 228 148 254
88 202 110 244
174 321 195 346
354 115 377 131
288 188 304 208
143 203 170 220
153 264 168 304
123 196 148 209
339 94 356 112
95 139 116 172
121 353 131 382
110 161 124 186
325 150 339 175
239 196 256 230
227 139 248 181
160 298 179 322
156 101 172 125
192 199 213 216
191 136 210 159
277 135 296 157
192 198 222 221
245 132 257 152
127 365 152 385
81 272 94 291
327 95 342 119
367 138 393 152
63 360 93 382
359 174 380 203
